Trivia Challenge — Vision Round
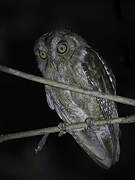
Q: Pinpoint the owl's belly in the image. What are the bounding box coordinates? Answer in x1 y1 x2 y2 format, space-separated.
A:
45 67 120 169
46 67 112 122
47 86 120 169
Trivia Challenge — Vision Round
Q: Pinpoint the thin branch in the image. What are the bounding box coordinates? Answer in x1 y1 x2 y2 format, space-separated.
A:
0 65 135 144
0 65 135 106
0 115 135 143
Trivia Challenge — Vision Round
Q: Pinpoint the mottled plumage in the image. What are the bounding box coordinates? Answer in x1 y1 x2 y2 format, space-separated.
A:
34 30 120 169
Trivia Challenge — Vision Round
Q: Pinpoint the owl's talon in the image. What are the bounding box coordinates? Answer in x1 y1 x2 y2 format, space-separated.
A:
58 122 67 136
85 117 95 130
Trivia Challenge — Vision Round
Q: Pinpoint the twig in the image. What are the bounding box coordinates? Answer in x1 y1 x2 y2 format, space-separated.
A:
0 65 135 106
0 65 135 144
0 115 135 143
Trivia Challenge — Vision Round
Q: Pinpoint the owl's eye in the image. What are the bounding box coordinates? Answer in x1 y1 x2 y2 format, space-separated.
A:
57 44 67 54
39 51 47 59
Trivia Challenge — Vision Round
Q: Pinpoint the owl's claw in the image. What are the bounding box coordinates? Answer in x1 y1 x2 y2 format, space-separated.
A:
58 122 68 136
85 117 95 130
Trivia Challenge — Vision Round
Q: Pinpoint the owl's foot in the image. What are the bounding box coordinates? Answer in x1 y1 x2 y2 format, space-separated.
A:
58 122 68 136
85 117 95 131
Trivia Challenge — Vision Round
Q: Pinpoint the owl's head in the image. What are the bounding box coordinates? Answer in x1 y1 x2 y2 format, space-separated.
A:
34 30 89 73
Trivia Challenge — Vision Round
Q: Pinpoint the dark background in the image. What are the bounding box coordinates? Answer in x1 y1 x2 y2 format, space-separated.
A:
0 0 135 179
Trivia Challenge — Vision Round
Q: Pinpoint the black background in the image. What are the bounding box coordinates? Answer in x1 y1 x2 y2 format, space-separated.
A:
0 0 135 179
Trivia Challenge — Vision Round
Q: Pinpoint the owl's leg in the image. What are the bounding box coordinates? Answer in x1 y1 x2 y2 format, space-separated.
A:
58 122 68 136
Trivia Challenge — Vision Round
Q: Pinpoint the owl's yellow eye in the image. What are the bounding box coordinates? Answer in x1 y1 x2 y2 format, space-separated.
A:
57 44 67 54
39 51 47 59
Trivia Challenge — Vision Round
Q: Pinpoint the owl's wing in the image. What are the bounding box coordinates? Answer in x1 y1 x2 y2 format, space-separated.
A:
82 48 118 119
80 48 120 165
82 48 116 96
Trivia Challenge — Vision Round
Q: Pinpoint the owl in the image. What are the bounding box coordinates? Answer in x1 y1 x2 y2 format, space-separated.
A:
34 30 120 169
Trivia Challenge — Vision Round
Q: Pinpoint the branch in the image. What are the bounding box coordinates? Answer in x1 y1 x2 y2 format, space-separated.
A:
0 65 135 144
0 115 135 143
0 65 135 106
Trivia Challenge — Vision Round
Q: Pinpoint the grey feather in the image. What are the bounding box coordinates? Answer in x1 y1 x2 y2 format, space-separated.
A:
34 30 120 169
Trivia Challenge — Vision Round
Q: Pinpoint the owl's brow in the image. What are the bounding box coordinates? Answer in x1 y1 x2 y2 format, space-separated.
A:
57 40 67 44
41 32 53 40
39 33 54 47
68 36 80 46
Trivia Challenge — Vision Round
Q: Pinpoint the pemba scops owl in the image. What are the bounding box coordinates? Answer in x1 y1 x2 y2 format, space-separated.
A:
34 30 120 169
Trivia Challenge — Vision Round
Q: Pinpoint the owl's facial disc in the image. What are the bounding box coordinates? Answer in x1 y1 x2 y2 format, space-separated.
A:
34 30 87 66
